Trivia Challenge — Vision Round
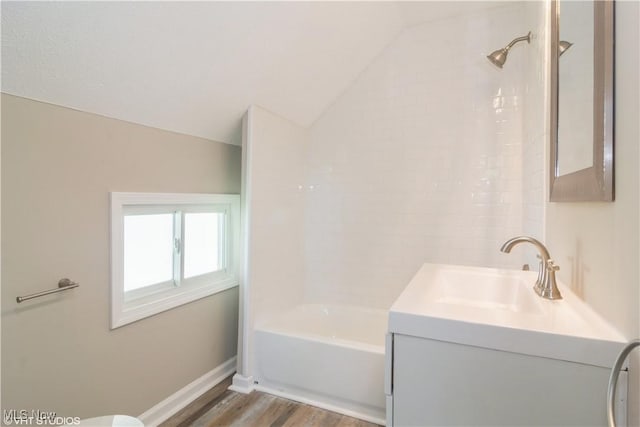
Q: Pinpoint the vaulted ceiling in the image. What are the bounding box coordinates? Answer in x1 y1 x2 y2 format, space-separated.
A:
1 1 503 145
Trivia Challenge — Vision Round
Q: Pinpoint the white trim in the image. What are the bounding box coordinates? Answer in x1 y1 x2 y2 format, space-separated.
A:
228 373 255 394
253 384 386 426
113 192 239 206
114 280 238 328
110 192 240 329
138 356 236 426
236 108 254 379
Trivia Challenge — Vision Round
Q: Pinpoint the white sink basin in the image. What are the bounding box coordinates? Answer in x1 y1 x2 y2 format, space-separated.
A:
427 267 544 315
389 263 627 368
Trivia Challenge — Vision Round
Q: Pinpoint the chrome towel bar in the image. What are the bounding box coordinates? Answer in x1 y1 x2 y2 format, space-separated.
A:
16 278 79 303
607 339 640 427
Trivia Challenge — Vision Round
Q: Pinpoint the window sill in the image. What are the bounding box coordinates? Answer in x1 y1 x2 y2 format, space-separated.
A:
112 278 238 329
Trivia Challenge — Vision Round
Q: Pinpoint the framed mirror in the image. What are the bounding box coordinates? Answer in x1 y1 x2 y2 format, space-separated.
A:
549 0 614 202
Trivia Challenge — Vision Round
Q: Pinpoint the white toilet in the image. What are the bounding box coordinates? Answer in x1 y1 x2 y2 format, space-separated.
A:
69 415 144 426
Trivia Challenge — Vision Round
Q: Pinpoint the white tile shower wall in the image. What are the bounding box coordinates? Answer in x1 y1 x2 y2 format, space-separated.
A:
244 106 306 326
522 0 548 270
306 3 528 307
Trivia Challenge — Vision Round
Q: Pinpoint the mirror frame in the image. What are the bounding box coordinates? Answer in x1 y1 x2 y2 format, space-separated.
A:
549 0 614 202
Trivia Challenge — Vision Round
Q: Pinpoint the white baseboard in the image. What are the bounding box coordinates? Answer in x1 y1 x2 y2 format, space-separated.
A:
139 356 236 426
228 373 255 394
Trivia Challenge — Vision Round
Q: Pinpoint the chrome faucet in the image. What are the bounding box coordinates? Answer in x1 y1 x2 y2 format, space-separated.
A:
500 236 562 300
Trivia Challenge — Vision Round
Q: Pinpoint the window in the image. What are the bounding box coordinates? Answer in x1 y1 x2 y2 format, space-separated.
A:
111 192 240 328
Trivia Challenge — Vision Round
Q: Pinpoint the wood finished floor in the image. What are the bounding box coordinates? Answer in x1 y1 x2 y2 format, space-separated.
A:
159 376 381 427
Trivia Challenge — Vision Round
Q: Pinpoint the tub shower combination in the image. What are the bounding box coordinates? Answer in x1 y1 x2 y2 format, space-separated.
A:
253 304 387 422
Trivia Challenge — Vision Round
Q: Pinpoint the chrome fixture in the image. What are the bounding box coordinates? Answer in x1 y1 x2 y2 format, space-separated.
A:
487 31 531 68
608 339 640 427
559 40 573 56
500 236 562 300
16 278 79 303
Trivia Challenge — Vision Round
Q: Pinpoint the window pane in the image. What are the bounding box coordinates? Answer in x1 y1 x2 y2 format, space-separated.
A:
124 214 174 291
184 212 222 278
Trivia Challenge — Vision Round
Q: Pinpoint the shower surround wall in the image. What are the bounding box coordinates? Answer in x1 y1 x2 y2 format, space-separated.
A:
237 2 537 420
235 106 306 391
306 4 528 307
521 1 548 263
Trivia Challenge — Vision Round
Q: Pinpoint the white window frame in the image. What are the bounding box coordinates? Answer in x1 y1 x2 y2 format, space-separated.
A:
110 192 240 329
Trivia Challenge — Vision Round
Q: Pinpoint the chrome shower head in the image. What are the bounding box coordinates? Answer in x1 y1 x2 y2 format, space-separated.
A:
487 31 531 68
487 48 509 68
559 40 573 56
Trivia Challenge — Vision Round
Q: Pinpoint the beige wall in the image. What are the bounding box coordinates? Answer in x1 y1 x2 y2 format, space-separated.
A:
545 2 639 424
1 94 241 419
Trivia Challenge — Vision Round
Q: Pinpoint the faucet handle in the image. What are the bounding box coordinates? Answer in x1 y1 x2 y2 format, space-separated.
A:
546 259 560 272
541 260 563 300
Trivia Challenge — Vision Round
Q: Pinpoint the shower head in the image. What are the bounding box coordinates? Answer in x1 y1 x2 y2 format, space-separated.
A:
559 40 573 56
487 48 509 68
487 31 531 68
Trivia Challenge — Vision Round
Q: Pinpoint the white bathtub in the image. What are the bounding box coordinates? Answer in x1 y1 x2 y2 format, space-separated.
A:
254 304 387 423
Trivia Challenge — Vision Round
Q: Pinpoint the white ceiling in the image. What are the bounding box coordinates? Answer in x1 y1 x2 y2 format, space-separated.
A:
1 1 504 145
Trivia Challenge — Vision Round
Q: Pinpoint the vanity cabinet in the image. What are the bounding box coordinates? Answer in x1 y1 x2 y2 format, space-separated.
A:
386 263 629 427
385 333 627 426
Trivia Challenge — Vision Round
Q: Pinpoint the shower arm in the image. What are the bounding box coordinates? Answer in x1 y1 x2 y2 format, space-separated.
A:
504 32 531 52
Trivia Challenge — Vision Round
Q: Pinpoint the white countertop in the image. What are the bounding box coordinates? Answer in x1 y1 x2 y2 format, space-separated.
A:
388 263 628 368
